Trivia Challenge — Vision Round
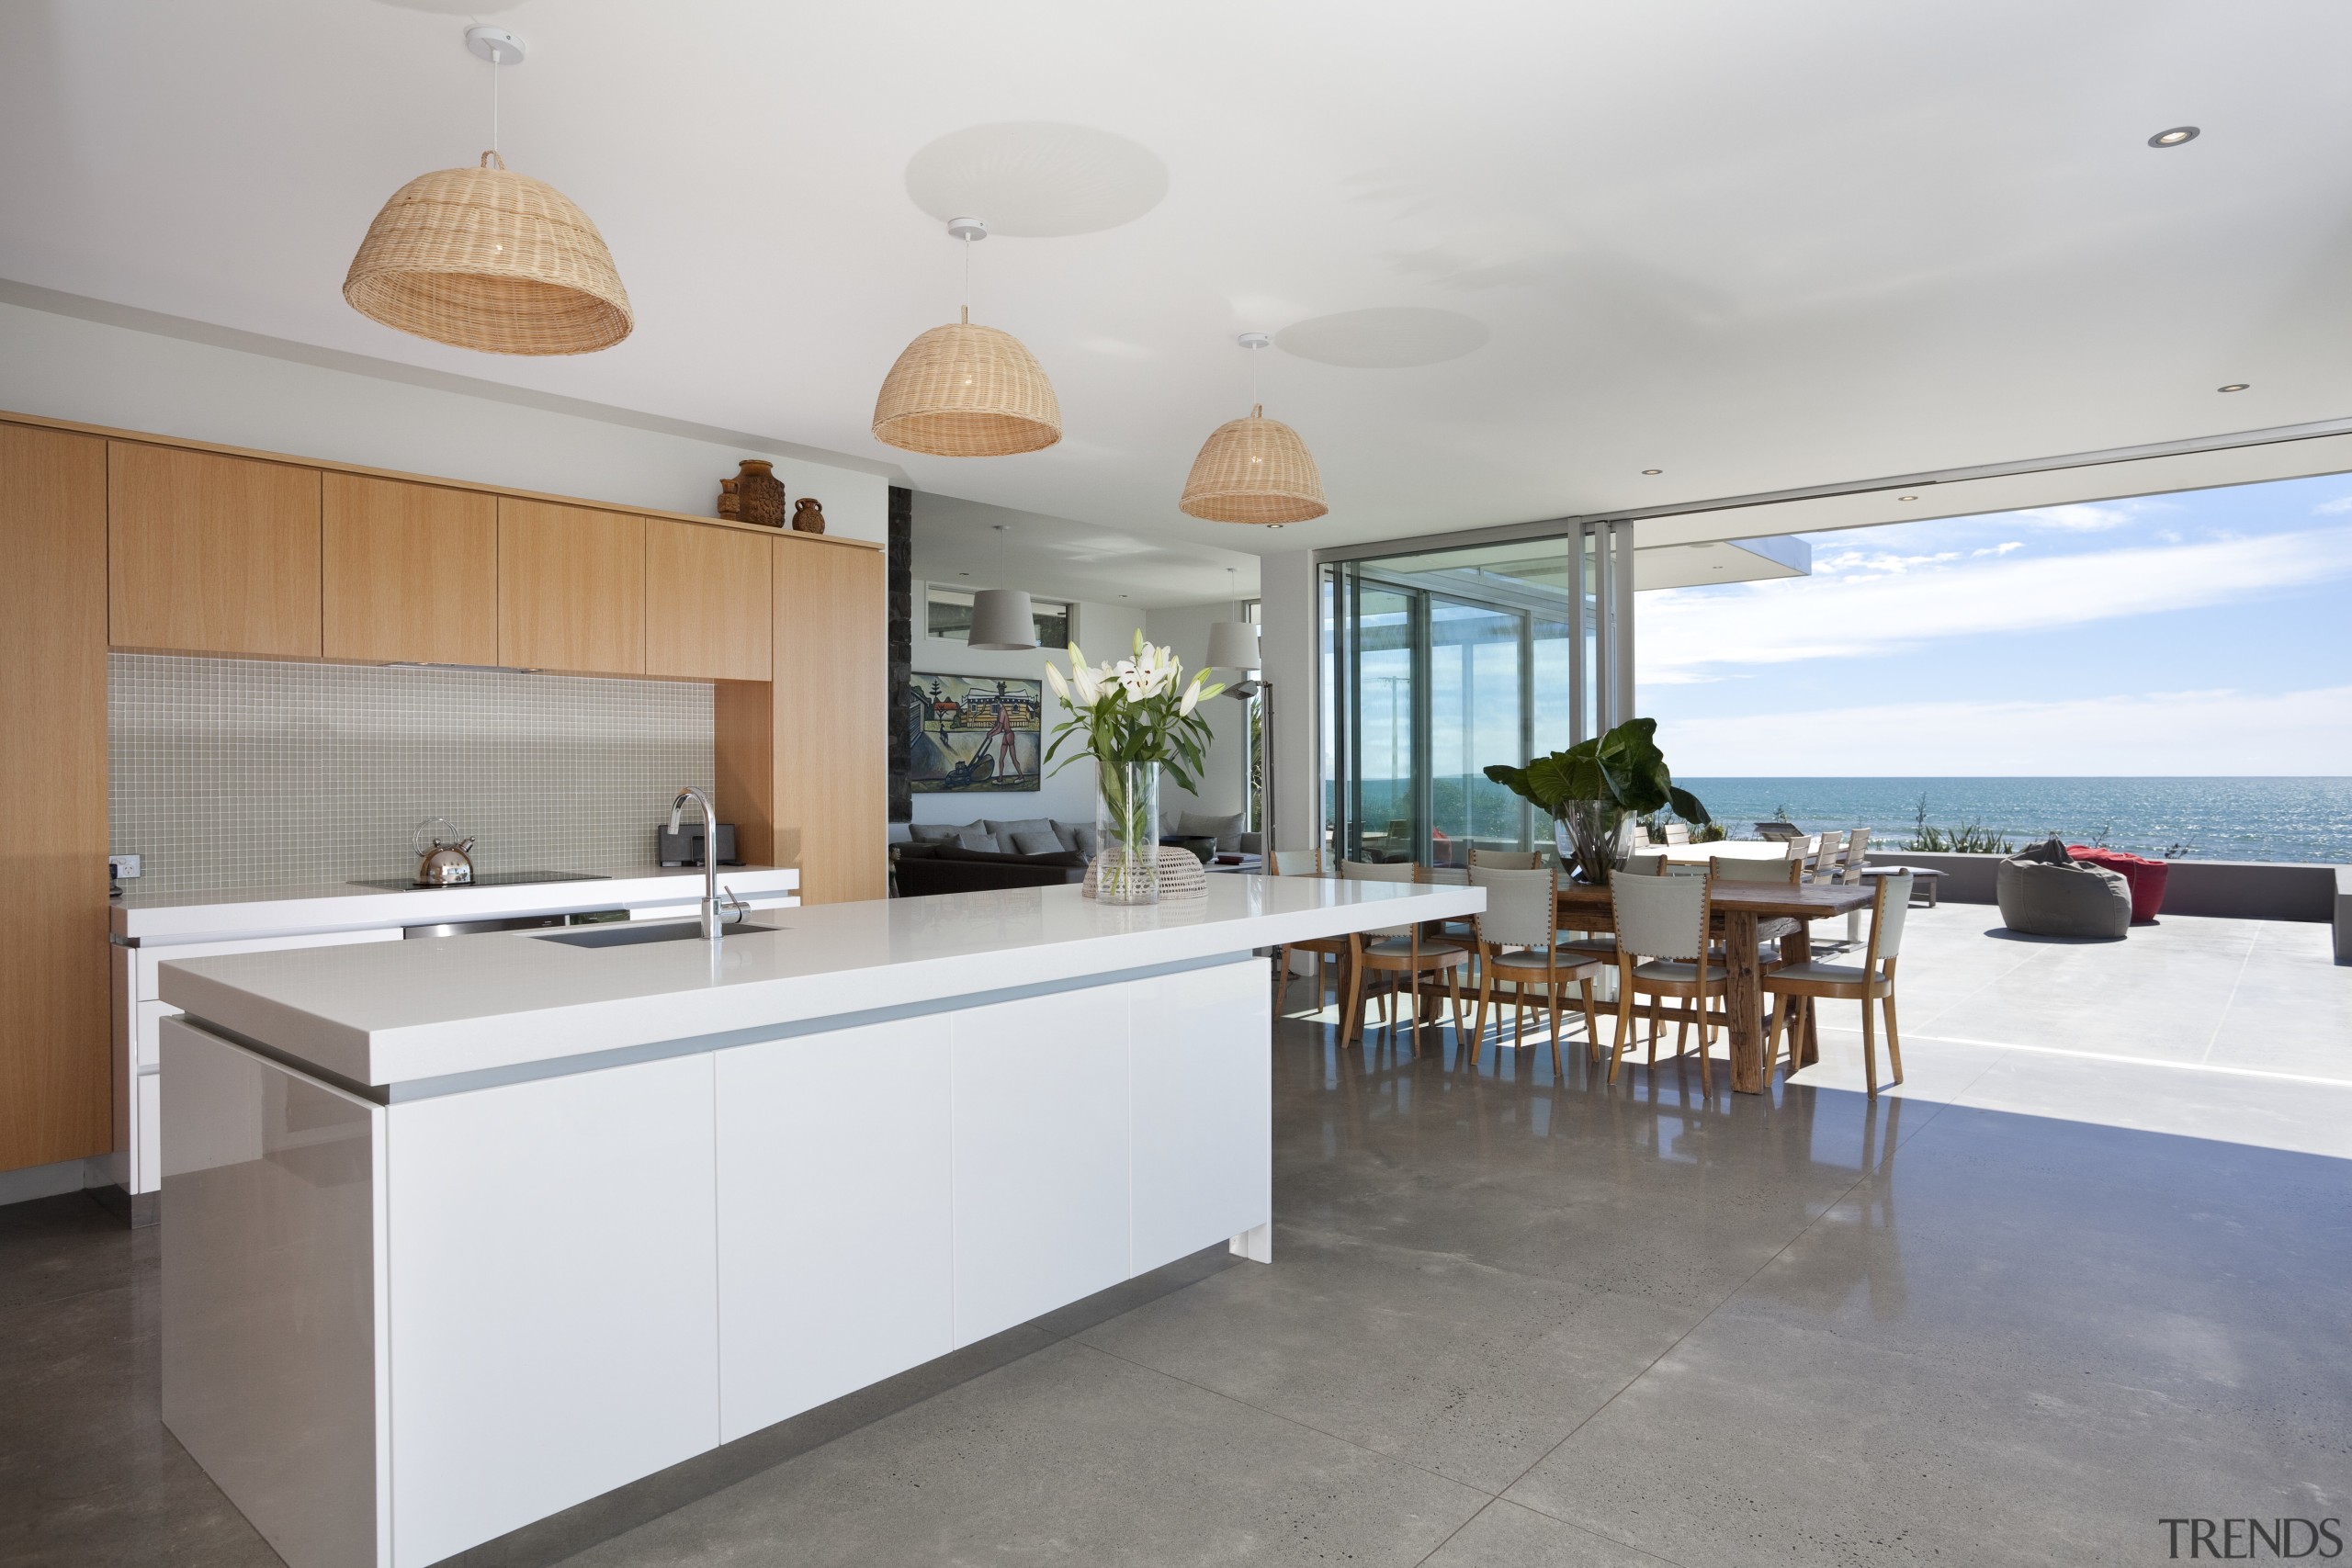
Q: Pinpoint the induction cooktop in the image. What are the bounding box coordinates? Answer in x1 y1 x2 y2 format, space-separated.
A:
347 871 612 891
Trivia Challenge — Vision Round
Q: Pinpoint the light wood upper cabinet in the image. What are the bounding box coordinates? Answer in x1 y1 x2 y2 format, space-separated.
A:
497 498 644 675
108 443 322 657
322 474 497 666
644 519 773 682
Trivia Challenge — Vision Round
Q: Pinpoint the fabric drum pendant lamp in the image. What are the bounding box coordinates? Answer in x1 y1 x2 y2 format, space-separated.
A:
967 589 1039 650
343 28 632 356
1179 333 1327 524
1205 619 1261 671
873 219 1062 457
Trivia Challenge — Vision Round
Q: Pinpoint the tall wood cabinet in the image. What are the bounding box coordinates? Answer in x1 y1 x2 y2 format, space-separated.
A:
0 425 112 1173
771 539 888 904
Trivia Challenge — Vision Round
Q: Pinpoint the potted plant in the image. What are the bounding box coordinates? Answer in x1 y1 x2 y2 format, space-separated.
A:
1483 718 1710 885
1044 634 1222 904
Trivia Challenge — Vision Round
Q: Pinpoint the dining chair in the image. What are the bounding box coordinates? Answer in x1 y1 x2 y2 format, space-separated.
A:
1606 870 1725 1091
1338 860 1470 1053
1467 848 1544 870
1468 865 1607 1075
1269 848 1349 1017
1711 850 1804 947
1804 829 1849 884
1765 872 1911 1093
1661 821 1691 845
1836 827 1873 942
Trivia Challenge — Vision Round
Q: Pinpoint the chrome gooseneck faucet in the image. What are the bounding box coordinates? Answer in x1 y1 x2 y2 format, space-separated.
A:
669 786 742 941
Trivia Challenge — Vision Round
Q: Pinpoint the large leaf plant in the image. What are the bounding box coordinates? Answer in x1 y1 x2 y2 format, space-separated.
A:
1483 717 1710 828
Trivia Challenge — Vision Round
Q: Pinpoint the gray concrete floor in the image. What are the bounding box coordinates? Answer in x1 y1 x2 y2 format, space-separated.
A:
5 908 2348 1567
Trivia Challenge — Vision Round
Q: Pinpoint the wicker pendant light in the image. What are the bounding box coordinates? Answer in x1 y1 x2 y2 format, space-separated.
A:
344 28 632 356
873 219 1062 457
1180 334 1327 525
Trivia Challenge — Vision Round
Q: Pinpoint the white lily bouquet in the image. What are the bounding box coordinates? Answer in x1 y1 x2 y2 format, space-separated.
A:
1045 633 1224 904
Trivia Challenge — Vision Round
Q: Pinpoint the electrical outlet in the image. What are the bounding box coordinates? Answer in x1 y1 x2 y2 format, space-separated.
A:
109 854 141 881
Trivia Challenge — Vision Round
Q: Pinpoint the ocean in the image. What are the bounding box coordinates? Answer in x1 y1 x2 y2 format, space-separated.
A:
1673 777 2352 865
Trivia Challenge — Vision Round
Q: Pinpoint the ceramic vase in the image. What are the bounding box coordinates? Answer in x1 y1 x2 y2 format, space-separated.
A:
733 459 786 528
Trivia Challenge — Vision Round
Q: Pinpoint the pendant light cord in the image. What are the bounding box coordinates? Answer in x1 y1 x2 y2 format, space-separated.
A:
491 51 500 158
961 231 972 326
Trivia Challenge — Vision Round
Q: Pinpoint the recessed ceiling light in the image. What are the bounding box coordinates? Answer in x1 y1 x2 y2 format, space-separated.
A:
1897 494 1918 502
2218 382 2250 392
2148 126 2199 148
958 570 971 577
1641 468 1663 475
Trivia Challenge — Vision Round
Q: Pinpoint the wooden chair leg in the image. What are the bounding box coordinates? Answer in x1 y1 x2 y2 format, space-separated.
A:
1696 984 1712 1094
1406 971 1422 1056
1548 980 1566 1077
1860 990 1879 1095
1579 978 1602 1066
1511 982 1525 1050
1609 962 1636 1084
1272 947 1290 1016
1766 994 1787 1078
1444 964 1466 1056
1883 990 1905 1086
1339 941 1366 1046
1472 958 1492 1062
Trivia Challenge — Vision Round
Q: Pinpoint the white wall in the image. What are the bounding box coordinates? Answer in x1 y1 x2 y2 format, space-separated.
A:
0 299 890 541
1258 548 1320 858
908 591 1148 829
1143 603 1251 824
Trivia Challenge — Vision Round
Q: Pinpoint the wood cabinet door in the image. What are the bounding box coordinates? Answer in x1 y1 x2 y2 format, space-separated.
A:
496 499 644 675
772 540 886 902
644 520 772 682
322 473 497 666
108 443 322 657
0 424 112 1173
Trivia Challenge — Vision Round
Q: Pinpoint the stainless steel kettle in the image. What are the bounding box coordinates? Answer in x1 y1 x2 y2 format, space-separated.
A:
413 818 476 886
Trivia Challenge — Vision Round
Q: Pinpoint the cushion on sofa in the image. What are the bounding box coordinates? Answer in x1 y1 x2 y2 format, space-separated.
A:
1996 855 2131 939
1011 830 1065 855
984 818 1059 846
1177 810 1248 852
953 828 1004 853
933 843 1087 868
908 822 974 845
1057 820 1098 858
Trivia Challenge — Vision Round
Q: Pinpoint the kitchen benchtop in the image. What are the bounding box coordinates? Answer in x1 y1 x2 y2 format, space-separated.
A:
112 865 800 943
160 875 1482 1090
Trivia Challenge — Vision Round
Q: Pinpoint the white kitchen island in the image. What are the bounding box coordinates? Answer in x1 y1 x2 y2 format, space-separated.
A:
156 874 1480 1568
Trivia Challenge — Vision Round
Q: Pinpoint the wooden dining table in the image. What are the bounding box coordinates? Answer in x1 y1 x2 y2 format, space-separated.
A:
1556 880 1877 1094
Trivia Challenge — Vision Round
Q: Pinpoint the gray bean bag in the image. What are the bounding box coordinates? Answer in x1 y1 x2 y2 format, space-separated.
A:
1996 843 2131 939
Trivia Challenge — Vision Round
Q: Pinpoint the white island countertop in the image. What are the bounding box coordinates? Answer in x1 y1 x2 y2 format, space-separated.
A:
160 876 1480 1090
112 864 800 943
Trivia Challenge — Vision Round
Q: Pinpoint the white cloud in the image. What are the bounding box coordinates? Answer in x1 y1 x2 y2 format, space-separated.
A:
1651 686 2352 776
1642 526 2352 678
2312 495 2352 515
2011 502 2142 531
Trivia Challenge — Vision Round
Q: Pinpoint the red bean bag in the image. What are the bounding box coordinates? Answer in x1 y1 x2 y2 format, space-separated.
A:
2066 847 2168 923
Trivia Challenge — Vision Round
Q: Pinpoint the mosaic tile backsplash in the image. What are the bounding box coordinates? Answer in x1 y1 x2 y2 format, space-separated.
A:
109 654 714 896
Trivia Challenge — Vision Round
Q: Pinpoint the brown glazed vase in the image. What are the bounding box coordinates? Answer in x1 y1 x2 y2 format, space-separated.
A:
733 459 786 528
791 496 827 535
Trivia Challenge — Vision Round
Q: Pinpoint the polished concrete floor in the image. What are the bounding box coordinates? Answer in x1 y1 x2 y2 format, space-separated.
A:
5 908 2348 1567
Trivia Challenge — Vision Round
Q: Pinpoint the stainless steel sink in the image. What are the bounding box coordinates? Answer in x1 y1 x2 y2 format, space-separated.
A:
534 920 779 950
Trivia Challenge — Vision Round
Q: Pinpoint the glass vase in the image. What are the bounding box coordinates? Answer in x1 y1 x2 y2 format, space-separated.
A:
1094 760 1162 905
1555 800 1633 885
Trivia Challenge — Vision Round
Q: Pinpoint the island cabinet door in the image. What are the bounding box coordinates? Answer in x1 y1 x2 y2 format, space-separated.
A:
383 1055 719 1568
949 985 1134 1347
711 1020 953 1444
1125 958 1272 1275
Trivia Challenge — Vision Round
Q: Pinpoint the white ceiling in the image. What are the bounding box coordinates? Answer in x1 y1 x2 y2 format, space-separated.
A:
8 1 2352 562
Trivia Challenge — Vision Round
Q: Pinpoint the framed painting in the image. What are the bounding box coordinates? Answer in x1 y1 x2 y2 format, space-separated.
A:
907 672 1044 794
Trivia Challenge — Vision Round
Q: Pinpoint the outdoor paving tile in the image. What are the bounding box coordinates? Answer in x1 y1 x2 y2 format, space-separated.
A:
1950 1050 2352 1160
556 1338 1489 1568
1423 1500 1680 1567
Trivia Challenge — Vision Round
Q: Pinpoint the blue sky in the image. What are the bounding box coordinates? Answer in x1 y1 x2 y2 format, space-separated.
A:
1635 472 2352 775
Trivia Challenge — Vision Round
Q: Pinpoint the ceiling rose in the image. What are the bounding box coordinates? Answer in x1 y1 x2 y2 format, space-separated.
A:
344 27 630 355
1276 306 1488 368
905 122 1169 237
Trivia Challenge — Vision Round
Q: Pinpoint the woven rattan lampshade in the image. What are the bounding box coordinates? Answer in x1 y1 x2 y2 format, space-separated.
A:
872 307 1062 457
344 152 633 356
1179 404 1328 525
